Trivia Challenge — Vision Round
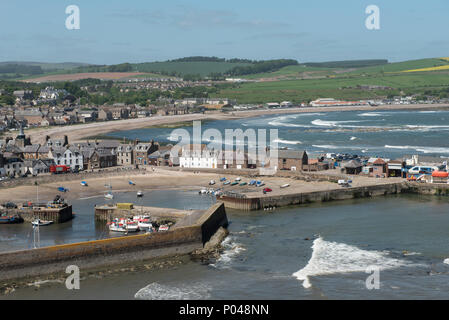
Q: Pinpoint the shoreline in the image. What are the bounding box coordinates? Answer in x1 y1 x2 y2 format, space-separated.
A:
19 103 449 144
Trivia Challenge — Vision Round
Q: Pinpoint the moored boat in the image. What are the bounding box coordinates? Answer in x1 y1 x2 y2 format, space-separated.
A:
158 225 169 232
137 190 144 197
31 219 53 226
0 214 23 224
105 192 114 200
80 181 88 187
280 184 290 188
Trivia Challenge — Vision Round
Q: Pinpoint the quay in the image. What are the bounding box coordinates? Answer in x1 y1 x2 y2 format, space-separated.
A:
4 204 73 223
216 179 449 211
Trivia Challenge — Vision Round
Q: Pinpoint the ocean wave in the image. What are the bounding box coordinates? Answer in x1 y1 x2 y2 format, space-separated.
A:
312 144 367 151
292 237 413 289
135 282 212 300
311 119 372 128
268 116 314 128
358 113 383 117
210 236 246 269
273 139 302 145
385 145 449 154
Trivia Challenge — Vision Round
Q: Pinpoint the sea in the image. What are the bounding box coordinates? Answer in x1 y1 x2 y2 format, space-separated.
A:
2 191 449 300
105 109 449 159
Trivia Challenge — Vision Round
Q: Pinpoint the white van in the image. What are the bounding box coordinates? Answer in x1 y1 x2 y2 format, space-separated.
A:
408 166 439 175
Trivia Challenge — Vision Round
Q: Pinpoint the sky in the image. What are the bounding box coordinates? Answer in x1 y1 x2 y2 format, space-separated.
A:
0 0 448 64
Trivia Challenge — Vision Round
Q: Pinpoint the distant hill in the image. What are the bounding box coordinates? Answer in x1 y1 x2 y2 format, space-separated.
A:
303 59 388 68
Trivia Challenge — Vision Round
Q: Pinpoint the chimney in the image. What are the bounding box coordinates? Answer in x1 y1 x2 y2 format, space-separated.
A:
63 135 68 146
45 135 50 142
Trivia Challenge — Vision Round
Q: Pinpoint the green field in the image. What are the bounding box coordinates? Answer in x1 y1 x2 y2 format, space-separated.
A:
214 68 449 103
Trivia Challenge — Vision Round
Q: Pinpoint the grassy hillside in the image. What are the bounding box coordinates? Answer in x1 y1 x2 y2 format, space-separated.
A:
214 71 449 103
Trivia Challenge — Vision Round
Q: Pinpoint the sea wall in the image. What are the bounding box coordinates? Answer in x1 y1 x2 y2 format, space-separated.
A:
218 182 407 211
6 205 73 223
0 202 227 282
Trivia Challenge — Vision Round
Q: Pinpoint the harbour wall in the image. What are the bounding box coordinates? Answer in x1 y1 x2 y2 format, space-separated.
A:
0 202 227 282
218 182 408 211
7 205 73 223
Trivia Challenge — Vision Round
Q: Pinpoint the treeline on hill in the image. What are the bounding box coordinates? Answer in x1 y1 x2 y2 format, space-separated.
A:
168 56 254 63
226 59 299 76
0 64 44 75
69 57 299 79
303 59 388 68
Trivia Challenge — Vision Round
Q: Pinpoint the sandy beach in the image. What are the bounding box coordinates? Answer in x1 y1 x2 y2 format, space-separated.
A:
20 103 449 144
0 167 402 204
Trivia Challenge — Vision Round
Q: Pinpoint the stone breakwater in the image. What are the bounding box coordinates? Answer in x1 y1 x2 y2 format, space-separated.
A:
217 181 449 211
0 202 228 286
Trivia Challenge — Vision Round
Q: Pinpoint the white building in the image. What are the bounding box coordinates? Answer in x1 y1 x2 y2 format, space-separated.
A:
179 144 220 169
48 146 83 171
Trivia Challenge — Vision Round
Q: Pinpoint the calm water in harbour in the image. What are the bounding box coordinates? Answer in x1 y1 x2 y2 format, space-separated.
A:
0 189 216 253
4 193 449 300
106 109 449 159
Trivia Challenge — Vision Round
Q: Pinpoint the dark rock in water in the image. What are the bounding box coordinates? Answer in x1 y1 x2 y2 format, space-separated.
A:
304 237 310 241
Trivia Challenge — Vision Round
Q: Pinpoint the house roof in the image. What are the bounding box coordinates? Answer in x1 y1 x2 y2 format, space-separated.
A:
373 158 386 165
344 160 363 168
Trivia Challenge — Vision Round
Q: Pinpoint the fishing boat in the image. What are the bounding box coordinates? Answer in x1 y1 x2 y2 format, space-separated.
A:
223 181 230 185
133 215 152 230
220 177 227 182
0 214 23 224
209 180 216 185
128 181 135 185
108 218 139 233
80 181 88 187
280 184 290 188
235 177 241 181
57 186 68 192
31 219 53 226
199 188 207 194
231 182 239 186
137 190 144 197
239 182 247 186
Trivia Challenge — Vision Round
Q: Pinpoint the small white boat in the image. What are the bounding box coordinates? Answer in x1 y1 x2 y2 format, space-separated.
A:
158 225 169 232
105 192 114 200
280 184 290 188
80 181 88 187
199 188 207 194
137 190 144 197
235 177 241 181
31 219 53 226
209 180 216 185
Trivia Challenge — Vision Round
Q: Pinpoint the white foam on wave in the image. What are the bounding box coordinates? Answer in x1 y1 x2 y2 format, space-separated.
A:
350 136 357 141
312 144 367 151
135 282 212 300
443 258 449 265
311 119 372 128
268 116 313 128
358 113 382 117
385 145 449 154
292 237 412 289
273 139 302 145
210 236 246 269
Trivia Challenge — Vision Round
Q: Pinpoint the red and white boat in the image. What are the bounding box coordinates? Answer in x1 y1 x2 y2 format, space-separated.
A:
108 218 139 233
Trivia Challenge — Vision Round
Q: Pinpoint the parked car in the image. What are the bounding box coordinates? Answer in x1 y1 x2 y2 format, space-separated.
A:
3 202 17 209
